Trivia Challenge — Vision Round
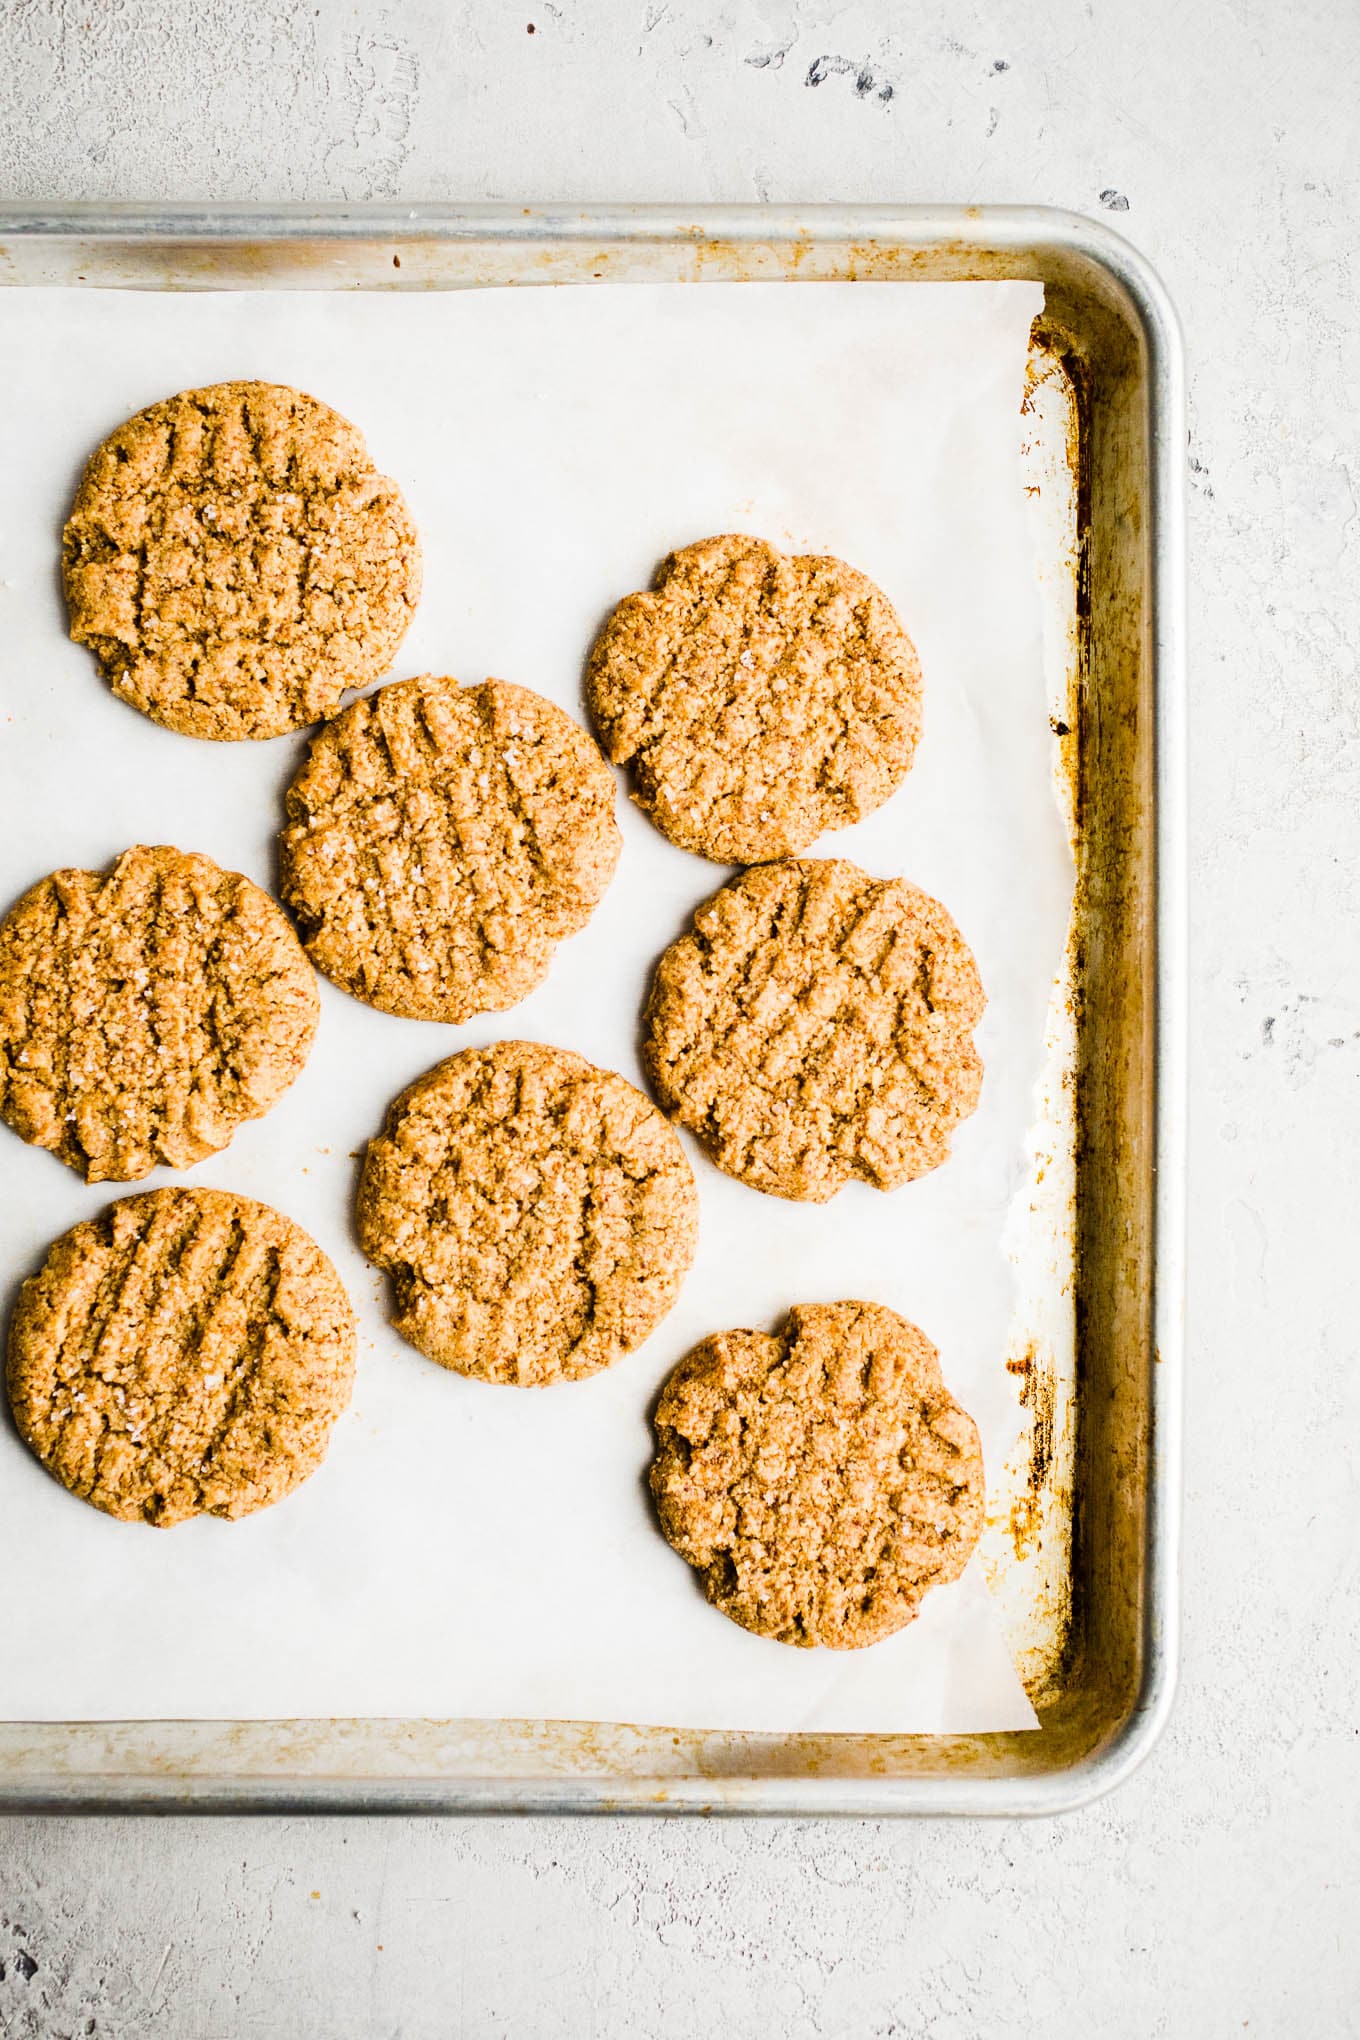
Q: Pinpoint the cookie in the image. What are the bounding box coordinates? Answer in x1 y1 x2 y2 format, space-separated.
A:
357 1041 698 1385
643 857 984 1202
586 534 922 863
280 674 621 1024
62 380 421 741
650 1300 985 1649
7 1188 355 1526
0 845 318 1184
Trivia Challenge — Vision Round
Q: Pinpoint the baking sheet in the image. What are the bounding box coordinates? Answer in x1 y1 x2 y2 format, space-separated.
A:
0 278 1065 1732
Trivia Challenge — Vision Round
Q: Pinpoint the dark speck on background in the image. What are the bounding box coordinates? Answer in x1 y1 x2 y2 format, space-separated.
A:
806 53 894 101
993 58 1009 71
1099 188 1130 211
807 53 853 86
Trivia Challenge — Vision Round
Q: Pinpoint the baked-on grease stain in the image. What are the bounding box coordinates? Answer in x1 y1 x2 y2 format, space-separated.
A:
1005 1345 1056 1562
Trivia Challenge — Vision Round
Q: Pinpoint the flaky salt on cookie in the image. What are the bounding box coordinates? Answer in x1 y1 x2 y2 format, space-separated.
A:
587 533 922 863
280 675 621 1024
63 380 421 740
0 844 318 1183
7 1189 355 1526
650 1301 985 1649
644 857 984 1202
357 1041 697 1386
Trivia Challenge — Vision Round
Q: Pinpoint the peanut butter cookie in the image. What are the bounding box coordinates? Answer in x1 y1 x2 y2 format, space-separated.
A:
650 1300 985 1648
7 1188 355 1526
0 845 318 1184
357 1041 698 1385
62 380 421 740
643 857 984 1202
586 534 921 863
280 675 621 1023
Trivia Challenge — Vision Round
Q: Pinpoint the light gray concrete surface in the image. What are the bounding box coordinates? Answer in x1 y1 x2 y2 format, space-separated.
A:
2 2 1358 2035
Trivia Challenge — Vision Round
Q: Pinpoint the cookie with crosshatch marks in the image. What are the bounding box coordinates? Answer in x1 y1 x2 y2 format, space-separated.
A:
62 380 421 740
357 1041 698 1385
585 533 922 863
6 1188 355 1526
643 856 984 1202
649 1300 985 1648
0 844 318 1184
280 674 621 1023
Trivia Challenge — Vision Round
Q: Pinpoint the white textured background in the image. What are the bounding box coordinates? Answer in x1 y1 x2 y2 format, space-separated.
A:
2 2 1358 2035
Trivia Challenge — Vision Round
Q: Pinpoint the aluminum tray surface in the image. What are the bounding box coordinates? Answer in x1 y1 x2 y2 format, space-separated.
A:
0 205 1185 1816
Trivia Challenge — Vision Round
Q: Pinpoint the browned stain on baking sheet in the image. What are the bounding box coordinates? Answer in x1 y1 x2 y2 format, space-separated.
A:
964 315 1092 1713
1004 1345 1058 1562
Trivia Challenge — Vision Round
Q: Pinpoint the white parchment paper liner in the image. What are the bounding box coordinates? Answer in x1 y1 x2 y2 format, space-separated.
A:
0 279 1064 1730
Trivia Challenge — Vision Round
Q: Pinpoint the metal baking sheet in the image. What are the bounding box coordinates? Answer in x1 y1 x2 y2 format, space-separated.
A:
0 204 1185 1816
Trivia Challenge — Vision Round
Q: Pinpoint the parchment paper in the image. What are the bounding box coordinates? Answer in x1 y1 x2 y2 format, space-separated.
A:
0 279 1064 1731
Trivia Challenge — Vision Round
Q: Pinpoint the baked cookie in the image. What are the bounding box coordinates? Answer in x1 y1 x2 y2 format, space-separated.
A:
7 1188 355 1526
280 674 621 1023
62 380 421 740
644 858 984 1202
586 534 921 863
650 1300 985 1648
0 845 318 1184
357 1041 698 1385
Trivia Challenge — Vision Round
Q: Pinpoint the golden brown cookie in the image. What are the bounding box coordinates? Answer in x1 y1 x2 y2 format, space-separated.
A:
644 857 984 1202
7 1188 355 1526
0 845 318 1184
280 674 621 1024
586 534 922 863
357 1041 698 1385
62 380 421 741
650 1300 985 1648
